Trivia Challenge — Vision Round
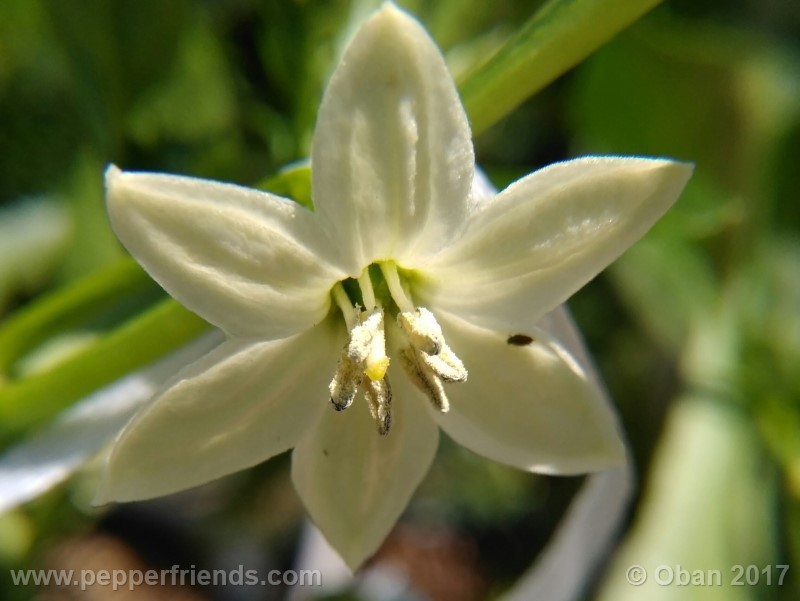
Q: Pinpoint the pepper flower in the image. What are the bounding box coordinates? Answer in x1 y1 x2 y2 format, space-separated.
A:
98 3 692 568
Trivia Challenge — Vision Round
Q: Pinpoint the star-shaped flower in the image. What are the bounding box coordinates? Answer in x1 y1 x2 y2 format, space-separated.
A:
98 3 691 568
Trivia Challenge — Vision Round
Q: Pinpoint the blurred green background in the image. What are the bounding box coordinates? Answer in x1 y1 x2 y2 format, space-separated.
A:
0 0 798 599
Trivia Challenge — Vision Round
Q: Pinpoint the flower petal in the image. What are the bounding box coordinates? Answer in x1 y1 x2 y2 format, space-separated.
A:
502 308 634 601
499 464 633 601
0 332 222 514
96 322 342 503
106 166 347 339
311 3 474 270
432 311 625 474
422 157 693 332
536 305 603 385
291 383 439 570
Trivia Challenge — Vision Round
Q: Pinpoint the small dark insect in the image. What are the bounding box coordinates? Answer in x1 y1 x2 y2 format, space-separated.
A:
507 334 534 346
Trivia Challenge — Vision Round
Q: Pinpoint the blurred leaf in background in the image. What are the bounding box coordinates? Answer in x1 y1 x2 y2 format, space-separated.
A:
564 4 800 600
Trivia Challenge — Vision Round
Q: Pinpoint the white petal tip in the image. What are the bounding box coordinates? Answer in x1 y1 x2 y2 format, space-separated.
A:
631 157 694 202
104 163 122 178
339 545 375 573
593 437 629 470
104 164 129 207
652 157 694 183
361 1 429 48
90 493 110 508
90 477 149 506
104 164 125 194
376 1 409 20
645 158 695 214
539 435 628 476
91 472 122 506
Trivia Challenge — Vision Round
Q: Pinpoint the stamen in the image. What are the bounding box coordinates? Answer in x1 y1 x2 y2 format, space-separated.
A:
380 262 415 313
399 347 450 413
397 308 444 355
347 309 379 362
329 265 467 435
420 343 467 382
347 308 390 381
358 268 377 309
332 283 357 330
329 350 363 411
364 376 392 435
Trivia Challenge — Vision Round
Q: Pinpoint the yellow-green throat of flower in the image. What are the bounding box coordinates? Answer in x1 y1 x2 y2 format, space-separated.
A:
329 261 467 436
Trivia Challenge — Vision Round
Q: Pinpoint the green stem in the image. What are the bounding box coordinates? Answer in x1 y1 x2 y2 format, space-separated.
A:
0 258 160 373
0 298 209 444
459 0 663 136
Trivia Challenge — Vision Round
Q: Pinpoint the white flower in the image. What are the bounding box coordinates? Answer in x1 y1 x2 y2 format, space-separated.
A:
98 3 691 568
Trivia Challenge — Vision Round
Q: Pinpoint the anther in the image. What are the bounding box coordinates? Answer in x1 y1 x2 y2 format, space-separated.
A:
329 350 363 411
399 347 450 413
365 376 392 435
397 308 444 355
347 308 390 381
329 306 391 415
419 343 467 383
347 309 380 362
329 266 467 435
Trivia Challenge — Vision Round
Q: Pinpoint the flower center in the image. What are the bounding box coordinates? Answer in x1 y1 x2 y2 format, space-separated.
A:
328 262 467 435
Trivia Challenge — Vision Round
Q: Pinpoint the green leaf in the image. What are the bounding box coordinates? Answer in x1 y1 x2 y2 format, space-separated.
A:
0 298 208 445
256 162 313 210
43 0 190 151
459 0 663 136
0 258 162 375
598 398 777 601
125 23 236 146
610 235 717 352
